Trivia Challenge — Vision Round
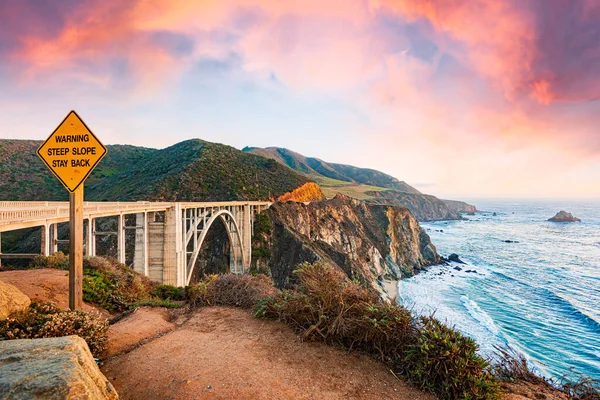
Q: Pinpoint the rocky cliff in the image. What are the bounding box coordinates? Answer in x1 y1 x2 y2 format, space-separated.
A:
365 190 463 221
442 199 477 214
252 195 439 301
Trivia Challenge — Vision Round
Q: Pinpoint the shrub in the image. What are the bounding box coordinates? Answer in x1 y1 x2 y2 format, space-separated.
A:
151 284 185 301
82 256 156 313
256 262 500 400
492 347 544 384
255 262 415 357
187 274 276 309
130 300 182 309
403 316 499 399
0 302 108 357
30 252 69 270
562 377 600 400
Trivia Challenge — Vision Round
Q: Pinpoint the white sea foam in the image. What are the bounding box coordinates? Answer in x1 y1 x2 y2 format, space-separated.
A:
461 295 499 336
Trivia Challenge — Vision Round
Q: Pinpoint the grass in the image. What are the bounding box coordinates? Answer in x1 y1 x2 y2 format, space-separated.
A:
320 184 389 200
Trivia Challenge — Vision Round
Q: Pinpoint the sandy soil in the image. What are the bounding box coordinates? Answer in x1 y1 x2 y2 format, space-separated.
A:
0 268 110 318
502 382 568 400
106 307 176 357
101 307 436 400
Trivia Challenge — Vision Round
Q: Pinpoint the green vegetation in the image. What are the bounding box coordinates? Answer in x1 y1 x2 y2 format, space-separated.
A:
0 139 308 202
252 212 272 260
404 316 499 399
151 284 185 301
0 302 109 357
243 146 421 195
29 255 179 312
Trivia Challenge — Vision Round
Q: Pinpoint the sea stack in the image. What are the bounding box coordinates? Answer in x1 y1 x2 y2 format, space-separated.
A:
548 211 581 222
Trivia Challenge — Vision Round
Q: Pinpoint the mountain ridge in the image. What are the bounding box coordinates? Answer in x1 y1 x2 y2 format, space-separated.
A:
243 146 476 221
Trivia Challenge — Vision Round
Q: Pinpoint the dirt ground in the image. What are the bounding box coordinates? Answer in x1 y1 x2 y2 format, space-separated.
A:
101 307 436 400
0 268 110 318
2 269 568 400
106 307 176 357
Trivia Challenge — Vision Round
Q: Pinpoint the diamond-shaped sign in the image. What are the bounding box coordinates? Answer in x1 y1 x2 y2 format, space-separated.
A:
37 110 107 192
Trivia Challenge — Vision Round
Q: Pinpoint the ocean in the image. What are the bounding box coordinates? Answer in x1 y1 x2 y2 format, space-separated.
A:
397 199 600 382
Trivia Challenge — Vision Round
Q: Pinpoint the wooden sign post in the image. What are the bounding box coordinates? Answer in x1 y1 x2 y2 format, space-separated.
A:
37 111 107 310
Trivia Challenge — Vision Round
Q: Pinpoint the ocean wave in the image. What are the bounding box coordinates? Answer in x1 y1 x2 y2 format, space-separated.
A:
539 288 600 333
461 295 500 336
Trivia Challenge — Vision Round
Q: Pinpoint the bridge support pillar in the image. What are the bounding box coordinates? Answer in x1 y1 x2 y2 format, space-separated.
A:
52 224 58 254
243 204 252 270
133 212 148 276
41 224 50 256
163 204 184 286
85 219 94 257
90 219 96 256
117 214 126 264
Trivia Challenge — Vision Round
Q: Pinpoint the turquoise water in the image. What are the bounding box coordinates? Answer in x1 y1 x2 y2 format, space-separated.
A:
397 199 600 381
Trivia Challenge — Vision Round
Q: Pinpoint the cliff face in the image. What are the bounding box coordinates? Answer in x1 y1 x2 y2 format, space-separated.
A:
365 191 462 221
442 199 477 214
253 194 439 301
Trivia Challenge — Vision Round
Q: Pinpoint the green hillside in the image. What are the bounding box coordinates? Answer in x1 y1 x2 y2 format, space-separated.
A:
0 139 309 202
242 146 421 195
242 146 478 221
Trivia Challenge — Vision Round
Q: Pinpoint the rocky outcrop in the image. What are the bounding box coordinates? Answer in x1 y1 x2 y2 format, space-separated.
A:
277 182 325 202
548 211 581 222
442 199 477 214
365 190 463 221
0 336 118 399
253 194 439 301
0 280 31 319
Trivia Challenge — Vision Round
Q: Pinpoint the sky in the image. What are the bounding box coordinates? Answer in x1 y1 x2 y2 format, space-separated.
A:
0 0 599 199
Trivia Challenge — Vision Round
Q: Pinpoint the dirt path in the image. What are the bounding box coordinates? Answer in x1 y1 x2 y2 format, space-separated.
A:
101 307 435 400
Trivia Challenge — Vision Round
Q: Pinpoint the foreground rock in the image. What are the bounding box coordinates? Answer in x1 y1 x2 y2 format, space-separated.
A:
0 336 118 399
254 194 439 301
548 211 581 222
0 279 31 319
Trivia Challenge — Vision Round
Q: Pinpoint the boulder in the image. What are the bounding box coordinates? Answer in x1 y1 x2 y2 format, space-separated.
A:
0 336 118 399
548 211 581 222
448 253 466 264
0 279 31 319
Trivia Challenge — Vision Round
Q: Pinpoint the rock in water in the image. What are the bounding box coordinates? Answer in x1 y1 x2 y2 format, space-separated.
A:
448 253 466 264
548 211 581 222
0 336 118 399
0 279 31 319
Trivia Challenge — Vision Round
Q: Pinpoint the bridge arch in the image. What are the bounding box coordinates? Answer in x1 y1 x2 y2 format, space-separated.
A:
185 209 246 285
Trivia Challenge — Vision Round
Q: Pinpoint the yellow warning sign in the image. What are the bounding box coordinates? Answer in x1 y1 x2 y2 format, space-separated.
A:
37 110 107 192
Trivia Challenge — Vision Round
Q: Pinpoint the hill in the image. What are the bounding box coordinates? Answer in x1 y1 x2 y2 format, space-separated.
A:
243 146 476 221
0 139 313 202
243 146 420 195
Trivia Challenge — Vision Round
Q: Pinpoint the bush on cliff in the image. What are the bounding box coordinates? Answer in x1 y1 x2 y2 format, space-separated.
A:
255 262 500 400
0 302 108 357
186 273 276 309
82 257 159 313
29 254 178 312
403 316 499 399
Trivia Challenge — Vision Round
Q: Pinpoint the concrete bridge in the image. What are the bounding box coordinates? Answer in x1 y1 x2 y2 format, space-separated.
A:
0 201 271 286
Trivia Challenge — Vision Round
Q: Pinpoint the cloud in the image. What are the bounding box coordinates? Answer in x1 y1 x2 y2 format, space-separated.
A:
372 0 600 104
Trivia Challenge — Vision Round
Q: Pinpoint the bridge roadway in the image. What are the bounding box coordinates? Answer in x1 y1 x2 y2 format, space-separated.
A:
0 201 271 286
